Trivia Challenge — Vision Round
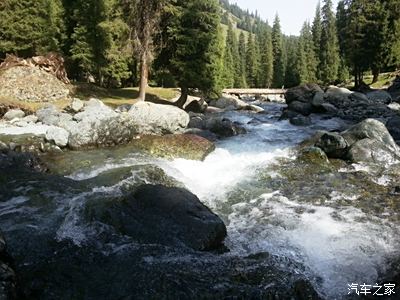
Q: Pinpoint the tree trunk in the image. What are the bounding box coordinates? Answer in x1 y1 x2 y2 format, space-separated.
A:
137 53 148 102
372 69 380 84
174 87 188 109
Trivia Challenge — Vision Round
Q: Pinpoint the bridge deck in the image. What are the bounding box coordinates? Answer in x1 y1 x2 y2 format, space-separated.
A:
223 88 287 95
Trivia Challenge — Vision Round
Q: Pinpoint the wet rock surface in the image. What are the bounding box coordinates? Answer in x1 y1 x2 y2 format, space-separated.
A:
311 119 400 164
131 134 216 161
283 83 397 123
0 231 17 300
86 184 227 251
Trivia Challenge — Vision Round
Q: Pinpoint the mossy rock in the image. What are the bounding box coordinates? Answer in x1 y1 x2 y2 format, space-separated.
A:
133 134 216 161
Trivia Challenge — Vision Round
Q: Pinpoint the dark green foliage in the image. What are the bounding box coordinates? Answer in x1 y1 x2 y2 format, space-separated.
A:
0 0 64 57
259 28 274 88
337 0 400 87
319 0 340 84
157 0 222 96
272 15 285 88
312 2 322 81
238 32 248 88
296 22 318 84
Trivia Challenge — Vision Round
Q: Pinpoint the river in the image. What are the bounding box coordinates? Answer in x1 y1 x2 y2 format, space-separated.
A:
1 101 399 299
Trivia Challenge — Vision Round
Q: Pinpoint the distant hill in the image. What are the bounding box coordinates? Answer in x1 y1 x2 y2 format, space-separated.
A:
219 0 271 35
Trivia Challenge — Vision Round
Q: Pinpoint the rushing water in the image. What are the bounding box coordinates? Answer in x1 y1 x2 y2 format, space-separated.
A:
1 101 400 299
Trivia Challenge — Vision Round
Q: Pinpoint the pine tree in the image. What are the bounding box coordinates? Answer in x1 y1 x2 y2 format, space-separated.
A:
156 0 221 106
246 34 260 88
225 22 242 88
272 14 285 88
238 32 248 87
259 28 274 88
296 22 317 84
312 2 322 81
69 0 115 85
284 37 300 87
319 0 340 84
0 0 64 57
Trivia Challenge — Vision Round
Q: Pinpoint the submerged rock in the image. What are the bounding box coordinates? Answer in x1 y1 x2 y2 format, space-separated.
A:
290 115 312 126
0 231 17 300
133 134 215 161
298 147 330 166
86 184 227 251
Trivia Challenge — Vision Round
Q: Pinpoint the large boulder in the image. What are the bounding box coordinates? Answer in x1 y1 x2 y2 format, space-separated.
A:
366 90 392 104
129 101 189 135
288 101 313 116
342 119 399 153
0 231 17 300
38 100 139 149
285 83 323 104
132 134 215 161
0 66 70 103
347 138 400 164
85 184 227 251
205 117 247 138
313 119 400 164
212 94 248 110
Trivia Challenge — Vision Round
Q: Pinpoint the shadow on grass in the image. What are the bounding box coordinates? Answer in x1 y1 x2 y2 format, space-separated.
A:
72 83 179 108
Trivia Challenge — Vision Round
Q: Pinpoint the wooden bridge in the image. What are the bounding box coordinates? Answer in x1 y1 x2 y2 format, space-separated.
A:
222 88 287 96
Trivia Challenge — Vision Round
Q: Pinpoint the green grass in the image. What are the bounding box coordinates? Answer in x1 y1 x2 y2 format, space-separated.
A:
0 96 71 113
72 83 179 108
368 72 396 89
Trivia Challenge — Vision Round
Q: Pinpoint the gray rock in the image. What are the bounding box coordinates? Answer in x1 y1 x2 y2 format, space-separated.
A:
315 132 348 158
386 116 400 143
37 105 73 127
298 146 330 166
285 83 323 104
243 104 264 113
188 115 206 129
347 138 400 164
342 118 399 153
214 94 248 110
22 115 38 124
320 103 339 115
290 115 312 126
185 97 208 113
115 104 132 113
205 117 246 137
67 113 139 149
326 86 352 95
70 98 84 112
45 126 69 147
311 92 325 107
349 92 369 102
288 101 313 116
129 102 189 135
3 109 25 121
366 90 392 104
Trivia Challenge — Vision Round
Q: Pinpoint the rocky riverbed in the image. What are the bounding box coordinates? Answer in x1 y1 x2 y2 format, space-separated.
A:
1 86 400 299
